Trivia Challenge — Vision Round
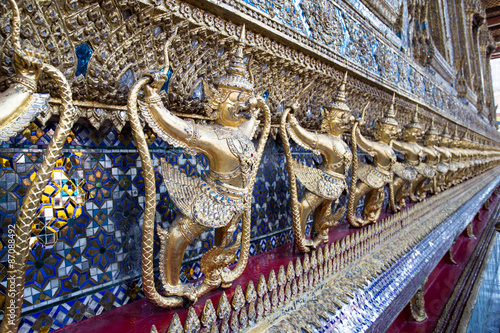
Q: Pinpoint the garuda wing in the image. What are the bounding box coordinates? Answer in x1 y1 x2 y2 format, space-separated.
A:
161 159 244 228
292 160 345 200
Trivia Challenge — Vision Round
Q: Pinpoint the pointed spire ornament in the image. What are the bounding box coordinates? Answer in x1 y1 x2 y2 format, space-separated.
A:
425 117 439 136
295 258 303 278
257 297 264 319
328 71 350 113
201 299 217 328
257 274 268 297
317 246 324 266
210 323 219 333
310 250 318 268
452 124 460 141
267 269 278 291
150 325 158 333
379 93 399 126
184 307 201 333
263 293 271 312
324 244 330 263
298 274 304 293
217 292 232 320
278 285 285 304
441 122 450 138
303 253 310 272
292 279 298 297
230 311 239 332
167 314 183 333
232 285 246 311
239 305 248 328
248 299 256 322
463 128 471 141
406 105 422 129
285 282 292 300
245 280 257 303
215 24 253 92
286 261 295 282
271 289 279 309
277 265 286 287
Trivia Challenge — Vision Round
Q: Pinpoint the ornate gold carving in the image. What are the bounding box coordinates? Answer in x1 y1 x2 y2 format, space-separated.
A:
167 314 183 333
217 292 231 320
201 299 217 328
347 95 398 227
232 285 245 312
128 25 271 306
392 106 423 211
281 73 353 251
184 307 201 332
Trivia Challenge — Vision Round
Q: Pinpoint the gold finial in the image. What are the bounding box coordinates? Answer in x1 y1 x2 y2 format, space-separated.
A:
317 246 324 265
257 274 268 297
379 93 398 126
323 244 330 262
184 306 201 332
201 299 217 328
150 325 158 333
217 292 231 320
245 280 257 303
216 24 253 92
267 269 278 291
425 117 439 135
333 71 349 108
167 314 183 333
295 258 303 277
232 285 246 311
452 124 460 140
406 105 422 129
286 261 295 282
310 250 318 268
323 71 350 122
277 265 286 287
463 128 471 141
303 253 310 272
441 122 450 138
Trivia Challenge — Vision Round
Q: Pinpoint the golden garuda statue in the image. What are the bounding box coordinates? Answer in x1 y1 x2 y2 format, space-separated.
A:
459 130 473 180
434 124 452 193
280 73 353 252
390 107 422 211
411 118 439 201
347 94 399 227
449 125 464 186
126 25 271 307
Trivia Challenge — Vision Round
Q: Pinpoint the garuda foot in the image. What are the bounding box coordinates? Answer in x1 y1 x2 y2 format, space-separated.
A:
303 238 318 251
409 194 420 202
163 282 197 303
350 218 369 228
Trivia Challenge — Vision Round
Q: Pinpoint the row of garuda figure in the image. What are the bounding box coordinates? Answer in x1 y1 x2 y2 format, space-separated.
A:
128 26 500 307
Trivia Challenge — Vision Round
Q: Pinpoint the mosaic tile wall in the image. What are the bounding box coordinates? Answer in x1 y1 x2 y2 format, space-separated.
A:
0 120 335 332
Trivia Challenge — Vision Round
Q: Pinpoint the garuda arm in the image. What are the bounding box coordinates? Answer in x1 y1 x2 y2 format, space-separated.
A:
140 71 212 156
287 113 325 155
354 126 376 156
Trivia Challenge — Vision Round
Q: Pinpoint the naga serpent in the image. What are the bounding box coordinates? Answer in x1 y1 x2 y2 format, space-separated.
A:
1 1 78 332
